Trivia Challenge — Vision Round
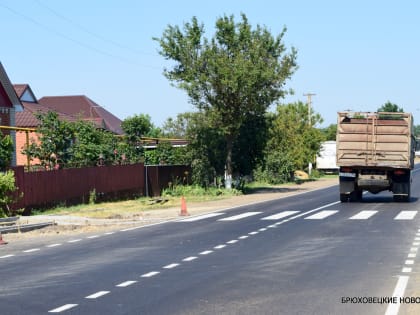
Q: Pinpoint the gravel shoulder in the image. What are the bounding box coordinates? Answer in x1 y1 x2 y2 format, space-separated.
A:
2 177 337 243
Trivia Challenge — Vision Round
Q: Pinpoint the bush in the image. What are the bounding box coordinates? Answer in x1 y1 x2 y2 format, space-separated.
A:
0 170 20 217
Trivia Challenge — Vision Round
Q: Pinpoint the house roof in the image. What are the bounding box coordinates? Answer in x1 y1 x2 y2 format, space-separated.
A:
16 101 76 127
0 63 22 112
39 95 123 134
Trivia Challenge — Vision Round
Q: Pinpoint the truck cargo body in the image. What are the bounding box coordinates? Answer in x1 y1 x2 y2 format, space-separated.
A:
336 112 415 202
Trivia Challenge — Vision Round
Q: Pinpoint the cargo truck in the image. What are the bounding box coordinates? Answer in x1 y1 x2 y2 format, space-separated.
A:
336 111 415 202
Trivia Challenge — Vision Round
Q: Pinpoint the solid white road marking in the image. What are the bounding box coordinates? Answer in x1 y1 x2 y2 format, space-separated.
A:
116 281 137 287
163 263 179 269
179 213 225 222
85 291 110 299
304 210 338 220
394 211 418 220
183 256 197 262
48 304 78 313
218 212 262 221
141 271 160 278
23 248 40 253
385 276 409 315
261 211 300 220
349 210 378 220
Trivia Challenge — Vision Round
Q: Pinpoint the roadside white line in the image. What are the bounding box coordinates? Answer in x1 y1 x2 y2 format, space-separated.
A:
0 254 15 259
385 276 409 315
68 239 82 243
349 210 378 220
163 263 179 269
23 248 40 253
214 245 226 249
200 250 213 255
394 211 418 220
46 243 62 248
218 212 262 221
85 291 110 299
48 304 78 313
183 256 197 262
116 280 137 287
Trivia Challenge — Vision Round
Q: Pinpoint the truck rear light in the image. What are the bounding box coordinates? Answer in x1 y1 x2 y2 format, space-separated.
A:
394 170 406 175
341 167 353 173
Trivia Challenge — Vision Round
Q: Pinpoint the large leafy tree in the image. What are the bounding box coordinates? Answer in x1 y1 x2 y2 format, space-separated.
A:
260 102 323 183
155 14 297 187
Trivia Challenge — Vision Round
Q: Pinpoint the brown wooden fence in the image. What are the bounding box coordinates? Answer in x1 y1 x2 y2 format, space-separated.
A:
11 164 190 212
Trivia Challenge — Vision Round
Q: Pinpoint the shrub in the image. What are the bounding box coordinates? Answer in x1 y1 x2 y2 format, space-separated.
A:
0 170 20 217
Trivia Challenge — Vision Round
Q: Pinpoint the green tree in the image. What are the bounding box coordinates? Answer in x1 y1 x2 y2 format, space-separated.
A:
155 14 297 188
121 114 161 162
0 135 14 171
320 124 337 141
258 102 323 183
24 111 74 169
377 101 404 112
71 120 116 167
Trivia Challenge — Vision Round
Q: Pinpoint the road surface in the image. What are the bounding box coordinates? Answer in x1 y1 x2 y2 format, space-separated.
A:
1 170 420 314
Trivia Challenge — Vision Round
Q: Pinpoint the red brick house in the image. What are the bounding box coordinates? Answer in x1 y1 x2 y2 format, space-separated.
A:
0 63 23 166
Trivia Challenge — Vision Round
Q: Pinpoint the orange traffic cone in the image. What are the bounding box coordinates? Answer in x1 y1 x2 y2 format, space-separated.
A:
0 233 7 245
180 196 189 216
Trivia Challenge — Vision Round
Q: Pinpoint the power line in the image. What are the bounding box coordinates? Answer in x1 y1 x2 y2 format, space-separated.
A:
0 2 161 69
34 0 157 57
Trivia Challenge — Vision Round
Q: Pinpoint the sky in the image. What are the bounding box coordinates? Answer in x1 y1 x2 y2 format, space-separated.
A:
1 0 419 128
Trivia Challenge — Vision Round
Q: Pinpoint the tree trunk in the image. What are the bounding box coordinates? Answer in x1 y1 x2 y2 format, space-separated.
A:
225 136 233 189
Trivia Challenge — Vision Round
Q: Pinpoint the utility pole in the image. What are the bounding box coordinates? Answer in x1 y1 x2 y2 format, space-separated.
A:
303 93 316 175
303 93 316 125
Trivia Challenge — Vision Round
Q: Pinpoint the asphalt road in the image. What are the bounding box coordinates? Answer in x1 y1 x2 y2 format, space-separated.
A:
1 169 420 315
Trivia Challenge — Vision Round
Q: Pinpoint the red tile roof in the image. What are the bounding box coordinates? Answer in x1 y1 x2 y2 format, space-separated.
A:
16 101 76 127
13 84 29 99
39 95 123 134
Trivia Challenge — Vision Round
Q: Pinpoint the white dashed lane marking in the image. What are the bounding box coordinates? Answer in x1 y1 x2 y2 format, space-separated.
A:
48 304 78 313
116 280 137 287
304 210 339 220
141 271 160 278
349 210 378 220
261 211 300 220
85 291 110 299
179 213 225 222
218 212 262 221
394 211 418 220
163 263 179 269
